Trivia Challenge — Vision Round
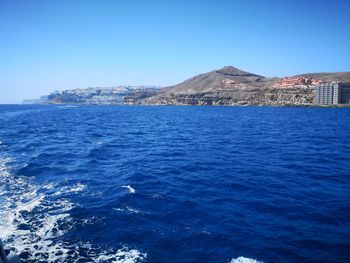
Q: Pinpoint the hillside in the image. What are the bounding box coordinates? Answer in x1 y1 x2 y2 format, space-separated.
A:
295 72 350 83
159 66 275 95
143 66 350 106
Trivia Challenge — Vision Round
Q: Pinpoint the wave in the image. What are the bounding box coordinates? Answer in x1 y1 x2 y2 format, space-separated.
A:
75 243 147 263
230 256 263 263
121 185 136 194
113 206 142 214
51 182 87 196
0 156 73 262
98 247 147 262
0 156 146 263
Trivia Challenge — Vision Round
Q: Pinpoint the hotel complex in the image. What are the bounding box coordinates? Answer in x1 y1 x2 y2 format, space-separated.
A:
315 82 350 105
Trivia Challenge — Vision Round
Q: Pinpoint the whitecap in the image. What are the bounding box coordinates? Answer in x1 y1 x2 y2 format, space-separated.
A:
113 206 141 214
52 182 87 196
121 185 136 194
125 206 141 214
95 247 147 263
230 256 263 263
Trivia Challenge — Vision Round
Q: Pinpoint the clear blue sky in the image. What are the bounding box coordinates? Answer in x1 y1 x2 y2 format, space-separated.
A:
0 0 349 103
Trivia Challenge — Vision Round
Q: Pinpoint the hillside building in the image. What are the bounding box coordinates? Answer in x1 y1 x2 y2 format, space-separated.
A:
315 82 350 105
272 77 325 88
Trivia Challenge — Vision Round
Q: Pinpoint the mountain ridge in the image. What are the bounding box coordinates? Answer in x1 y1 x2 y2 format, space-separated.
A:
159 66 272 95
144 66 350 106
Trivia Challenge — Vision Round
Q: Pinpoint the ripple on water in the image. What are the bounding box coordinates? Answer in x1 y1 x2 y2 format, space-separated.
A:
0 156 146 263
1 105 350 262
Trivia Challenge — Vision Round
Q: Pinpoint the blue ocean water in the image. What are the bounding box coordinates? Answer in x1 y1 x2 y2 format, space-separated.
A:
0 105 349 263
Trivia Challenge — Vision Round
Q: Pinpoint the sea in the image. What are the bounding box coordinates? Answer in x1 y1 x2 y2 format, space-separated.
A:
0 104 349 263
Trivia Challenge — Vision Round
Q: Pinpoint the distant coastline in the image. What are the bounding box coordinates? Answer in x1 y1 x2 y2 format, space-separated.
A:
25 66 350 107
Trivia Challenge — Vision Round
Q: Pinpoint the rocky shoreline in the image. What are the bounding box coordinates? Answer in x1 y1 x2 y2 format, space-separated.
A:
36 66 350 107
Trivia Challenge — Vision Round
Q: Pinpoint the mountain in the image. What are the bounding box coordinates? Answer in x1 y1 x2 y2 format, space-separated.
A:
143 66 350 106
160 66 274 95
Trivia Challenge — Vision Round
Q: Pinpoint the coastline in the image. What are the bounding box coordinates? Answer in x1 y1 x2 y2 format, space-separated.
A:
34 102 350 108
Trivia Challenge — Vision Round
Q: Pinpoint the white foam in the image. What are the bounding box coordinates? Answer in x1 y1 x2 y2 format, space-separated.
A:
0 157 74 261
16 195 44 212
113 206 141 214
80 216 104 226
36 213 71 239
95 247 147 263
114 247 147 263
42 182 55 190
53 182 87 196
125 206 141 214
121 185 136 194
1 156 147 262
230 257 263 263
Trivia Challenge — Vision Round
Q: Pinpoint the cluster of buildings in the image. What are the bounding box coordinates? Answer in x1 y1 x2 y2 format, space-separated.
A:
45 87 126 104
272 77 350 105
315 82 350 105
44 86 160 104
26 80 350 106
272 77 324 88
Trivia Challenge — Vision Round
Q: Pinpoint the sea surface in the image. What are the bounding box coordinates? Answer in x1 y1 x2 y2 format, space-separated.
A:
0 105 349 263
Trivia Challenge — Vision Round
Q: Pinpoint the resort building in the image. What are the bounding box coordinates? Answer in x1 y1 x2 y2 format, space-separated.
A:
336 82 350 104
272 77 325 88
315 82 350 105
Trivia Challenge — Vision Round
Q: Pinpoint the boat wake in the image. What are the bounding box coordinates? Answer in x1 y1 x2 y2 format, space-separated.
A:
0 156 146 262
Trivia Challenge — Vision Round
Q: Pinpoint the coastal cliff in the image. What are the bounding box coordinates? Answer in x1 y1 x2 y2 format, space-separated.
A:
39 66 350 106
144 86 315 106
141 66 349 106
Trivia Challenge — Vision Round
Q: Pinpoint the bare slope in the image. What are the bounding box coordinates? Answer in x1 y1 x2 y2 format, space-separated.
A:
160 66 273 95
295 72 350 83
144 66 350 106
